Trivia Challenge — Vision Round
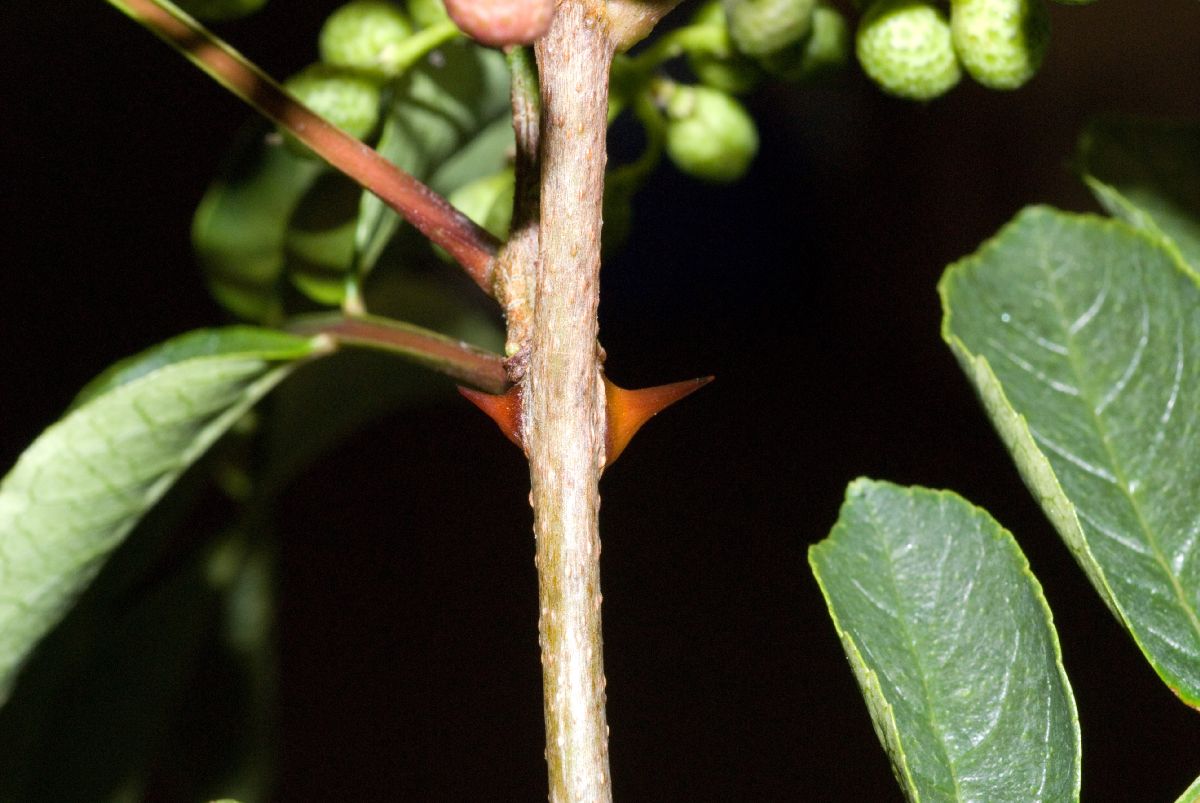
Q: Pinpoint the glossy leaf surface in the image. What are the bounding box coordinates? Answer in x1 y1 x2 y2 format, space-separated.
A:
810 480 1079 802
942 207 1200 706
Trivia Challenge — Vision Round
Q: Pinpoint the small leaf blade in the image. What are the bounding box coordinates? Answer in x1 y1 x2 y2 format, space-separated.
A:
941 206 1200 706
809 480 1080 802
0 327 318 703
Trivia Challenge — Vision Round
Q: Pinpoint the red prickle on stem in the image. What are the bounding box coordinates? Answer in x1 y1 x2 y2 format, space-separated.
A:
443 0 556 46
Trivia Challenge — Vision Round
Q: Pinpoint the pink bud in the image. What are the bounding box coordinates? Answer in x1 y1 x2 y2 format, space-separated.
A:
444 0 556 46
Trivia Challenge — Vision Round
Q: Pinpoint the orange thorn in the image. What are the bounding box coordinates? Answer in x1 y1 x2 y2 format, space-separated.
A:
459 375 713 466
458 384 523 449
604 375 713 465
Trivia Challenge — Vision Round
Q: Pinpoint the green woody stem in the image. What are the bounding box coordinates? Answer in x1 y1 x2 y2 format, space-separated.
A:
528 3 616 800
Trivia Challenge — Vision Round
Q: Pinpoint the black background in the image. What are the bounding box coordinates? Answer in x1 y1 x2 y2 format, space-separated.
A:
3 1 1200 800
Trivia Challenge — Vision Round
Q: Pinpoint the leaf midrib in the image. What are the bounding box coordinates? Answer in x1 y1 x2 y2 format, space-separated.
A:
1034 219 1200 655
863 490 965 802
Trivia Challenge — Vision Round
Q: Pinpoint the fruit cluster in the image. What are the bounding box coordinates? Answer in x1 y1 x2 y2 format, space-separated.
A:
853 0 1093 101
279 0 456 152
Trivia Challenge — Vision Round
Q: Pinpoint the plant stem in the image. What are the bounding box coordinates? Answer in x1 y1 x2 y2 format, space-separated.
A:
495 46 541 375
285 314 509 394
106 0 501 294
529 3 616 800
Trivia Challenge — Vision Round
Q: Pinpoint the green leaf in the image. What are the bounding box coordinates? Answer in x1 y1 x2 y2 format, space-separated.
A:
355 40 513 270
193 127 323 323
809 480 1080 802
0 327 319 703
1078 118 1200 274
194 42 513 316
941 206 1200 707
1177 773 1200 803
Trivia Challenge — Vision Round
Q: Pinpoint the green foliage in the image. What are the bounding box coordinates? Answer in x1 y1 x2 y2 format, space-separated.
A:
810 480 1080 802
195 41 512 316
0 328 318 705
942 206 1200 706
856 0 961 101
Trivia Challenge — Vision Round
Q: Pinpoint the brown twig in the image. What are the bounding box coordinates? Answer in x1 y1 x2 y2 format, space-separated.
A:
106 0 501 295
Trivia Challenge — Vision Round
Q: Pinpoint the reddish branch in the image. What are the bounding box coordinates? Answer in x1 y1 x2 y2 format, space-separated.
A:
111 0 501 294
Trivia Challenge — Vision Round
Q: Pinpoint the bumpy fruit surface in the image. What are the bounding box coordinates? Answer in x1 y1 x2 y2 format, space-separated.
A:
723 0 816 58
761 3 850 81
282 65 382 149
950 0 1049 90
443 0 555 46
319 0 414 78
664 85 759 183
856 0 960 101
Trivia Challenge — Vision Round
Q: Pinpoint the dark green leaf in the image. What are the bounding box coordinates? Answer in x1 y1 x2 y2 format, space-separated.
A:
809 480 1080 802
941 206 1200 707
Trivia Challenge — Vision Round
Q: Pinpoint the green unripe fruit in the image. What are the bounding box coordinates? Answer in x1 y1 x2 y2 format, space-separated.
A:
174 0 267 21
319 0 414 78
281 65 382 153
950 0 1049 90
760 3 850 82
723 0 816 58
686 0 764 94
856 0 960 101
664 85 759 183
408 0 451 27
689 50 764 95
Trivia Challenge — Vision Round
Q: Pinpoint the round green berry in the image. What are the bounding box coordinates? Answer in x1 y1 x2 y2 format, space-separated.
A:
282 65 382 153
723 0 816 58
950 0 1049 90
319 0 414 78
174 0 268 21
856 0 960 101
664 85 759 183
761 3 850 82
